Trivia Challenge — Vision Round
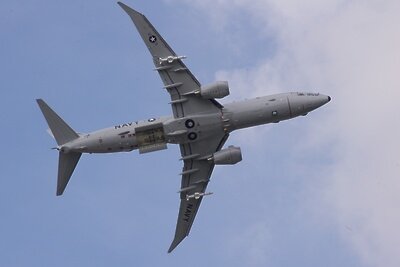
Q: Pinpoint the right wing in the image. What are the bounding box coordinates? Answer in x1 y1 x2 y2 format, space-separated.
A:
168 133 229 253
118 2 222 118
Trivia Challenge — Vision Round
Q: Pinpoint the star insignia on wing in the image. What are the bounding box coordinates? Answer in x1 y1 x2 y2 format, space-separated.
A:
149 35 157 43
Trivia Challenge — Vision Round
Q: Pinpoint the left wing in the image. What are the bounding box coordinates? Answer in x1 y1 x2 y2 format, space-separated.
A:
118 2 223 118
168 133 229 253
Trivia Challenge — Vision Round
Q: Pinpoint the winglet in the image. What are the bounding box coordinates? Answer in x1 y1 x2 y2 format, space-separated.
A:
117 2 143 18
117 1 176 60
167 198 199 253
168 236 185 253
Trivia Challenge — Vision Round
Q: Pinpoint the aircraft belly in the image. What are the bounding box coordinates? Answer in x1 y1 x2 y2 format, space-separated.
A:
223 96 292 130
163 112 224 144
70 131 138 154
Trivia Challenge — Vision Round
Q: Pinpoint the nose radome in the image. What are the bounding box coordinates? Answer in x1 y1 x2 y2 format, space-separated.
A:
303 94 331 113
320 94 331 105
288 93 330 117
316 94 330 107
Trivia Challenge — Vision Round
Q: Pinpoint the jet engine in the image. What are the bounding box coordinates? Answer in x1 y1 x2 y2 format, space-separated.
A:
213 146 242 165
200 81 230 99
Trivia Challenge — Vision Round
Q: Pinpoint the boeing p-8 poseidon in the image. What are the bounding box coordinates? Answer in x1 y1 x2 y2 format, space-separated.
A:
37 2 331 253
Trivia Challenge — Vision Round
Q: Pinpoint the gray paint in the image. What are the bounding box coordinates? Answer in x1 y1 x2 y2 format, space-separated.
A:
37 2 331 254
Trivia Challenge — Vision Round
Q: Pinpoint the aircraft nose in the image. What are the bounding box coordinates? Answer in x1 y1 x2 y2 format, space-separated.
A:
288 93 331 117
321 94 331 106
311 94 331 110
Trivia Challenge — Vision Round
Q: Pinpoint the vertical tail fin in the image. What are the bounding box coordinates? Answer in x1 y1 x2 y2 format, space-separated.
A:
36 99 79 146
36 99 82 195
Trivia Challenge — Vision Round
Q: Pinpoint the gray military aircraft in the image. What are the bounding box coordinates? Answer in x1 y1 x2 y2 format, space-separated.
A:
37 2 331 253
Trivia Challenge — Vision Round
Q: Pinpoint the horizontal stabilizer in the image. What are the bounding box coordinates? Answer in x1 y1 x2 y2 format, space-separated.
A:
36 99 79 146
46 128 55 139
57 151 81 196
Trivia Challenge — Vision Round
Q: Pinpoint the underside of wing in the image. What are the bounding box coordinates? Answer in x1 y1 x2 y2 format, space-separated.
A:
118 2 223 118
168 134 229 253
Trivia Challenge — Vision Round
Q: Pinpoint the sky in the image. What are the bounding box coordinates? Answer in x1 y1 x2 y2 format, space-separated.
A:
1 0 400 266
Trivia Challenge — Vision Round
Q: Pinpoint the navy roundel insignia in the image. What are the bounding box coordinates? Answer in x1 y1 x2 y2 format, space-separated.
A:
185 119 195 129
188 132 197 140
149 35 157 43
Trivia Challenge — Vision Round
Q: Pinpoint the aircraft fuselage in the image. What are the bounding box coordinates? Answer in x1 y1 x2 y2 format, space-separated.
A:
60 92 330 154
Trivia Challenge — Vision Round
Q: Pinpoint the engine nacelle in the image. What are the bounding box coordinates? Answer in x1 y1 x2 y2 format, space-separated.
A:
200 81 230 99
213 146 242 165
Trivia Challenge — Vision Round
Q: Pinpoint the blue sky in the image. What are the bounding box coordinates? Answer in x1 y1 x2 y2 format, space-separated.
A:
2 1 400 266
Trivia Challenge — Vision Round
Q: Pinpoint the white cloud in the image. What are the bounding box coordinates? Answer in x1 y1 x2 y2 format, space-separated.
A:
169 0 400 266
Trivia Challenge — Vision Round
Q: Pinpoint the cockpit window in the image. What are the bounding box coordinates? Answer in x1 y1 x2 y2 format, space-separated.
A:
297 92 319 96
